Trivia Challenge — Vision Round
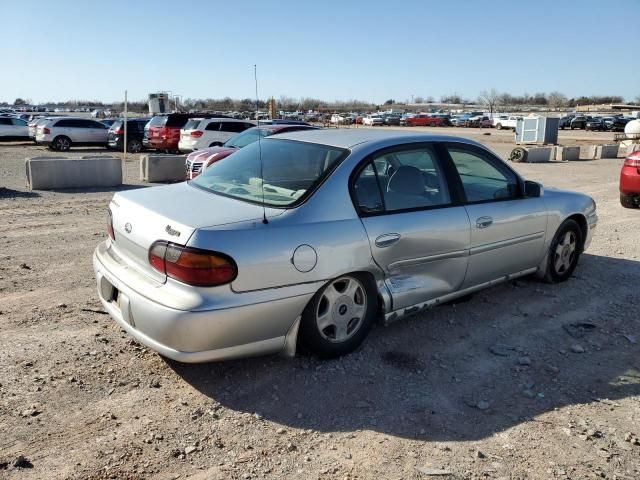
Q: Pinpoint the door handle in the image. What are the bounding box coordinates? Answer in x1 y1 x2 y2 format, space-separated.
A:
375 233 401 248
476 216 493 229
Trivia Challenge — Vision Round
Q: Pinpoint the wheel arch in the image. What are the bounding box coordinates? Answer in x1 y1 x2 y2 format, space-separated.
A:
566 213 588 252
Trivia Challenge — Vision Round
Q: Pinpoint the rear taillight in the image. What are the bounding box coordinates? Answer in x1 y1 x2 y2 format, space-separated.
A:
43 127 50 134
148 241 237 287
114 127 124 135
624 153 640 167
107 209 115 240
190 130 203 138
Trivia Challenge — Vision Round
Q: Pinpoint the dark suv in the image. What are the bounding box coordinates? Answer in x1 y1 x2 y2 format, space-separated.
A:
108 118 151 153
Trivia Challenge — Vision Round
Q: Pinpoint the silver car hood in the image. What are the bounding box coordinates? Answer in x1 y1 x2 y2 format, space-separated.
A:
109 183 284 282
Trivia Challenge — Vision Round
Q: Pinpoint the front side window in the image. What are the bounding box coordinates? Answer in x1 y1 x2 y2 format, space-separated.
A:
446 145 519 202
353 145 451 213
192 139 348 207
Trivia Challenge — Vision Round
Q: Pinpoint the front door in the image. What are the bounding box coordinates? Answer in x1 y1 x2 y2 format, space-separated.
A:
352 143 471 311
443 142 547 288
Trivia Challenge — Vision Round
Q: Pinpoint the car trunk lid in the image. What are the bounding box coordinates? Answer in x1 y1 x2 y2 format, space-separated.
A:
108 183 283 283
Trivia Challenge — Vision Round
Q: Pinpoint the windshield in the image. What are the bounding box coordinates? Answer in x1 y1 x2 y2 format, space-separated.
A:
224 128 270 148
192 139 348 207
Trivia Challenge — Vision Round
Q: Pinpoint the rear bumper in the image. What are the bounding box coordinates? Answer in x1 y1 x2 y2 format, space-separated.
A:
92 241 311 363
178 140 196 152
620 167 640 195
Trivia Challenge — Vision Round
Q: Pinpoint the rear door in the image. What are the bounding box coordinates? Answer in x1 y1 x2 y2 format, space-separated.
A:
353 143 470 311
443 142 547 288
57 119 84 142
202 121 222 146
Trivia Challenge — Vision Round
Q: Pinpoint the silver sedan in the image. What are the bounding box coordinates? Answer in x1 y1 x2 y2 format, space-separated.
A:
93 130 597 362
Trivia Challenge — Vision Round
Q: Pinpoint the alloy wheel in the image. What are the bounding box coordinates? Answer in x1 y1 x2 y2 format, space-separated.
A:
554 231 577 274
315 277 367 343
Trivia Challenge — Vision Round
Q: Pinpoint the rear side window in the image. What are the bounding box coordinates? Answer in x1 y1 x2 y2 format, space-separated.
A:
55 119 80 127
220 121 250 133
205 122 221 131
353 144 451 214
446 145 520 202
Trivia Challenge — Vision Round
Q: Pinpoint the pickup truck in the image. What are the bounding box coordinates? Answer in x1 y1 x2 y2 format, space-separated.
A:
493 115 521 130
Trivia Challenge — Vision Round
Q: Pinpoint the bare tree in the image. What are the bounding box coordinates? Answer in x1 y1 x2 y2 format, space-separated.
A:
478 88 500 115
547 91 568 110
414 96 424 104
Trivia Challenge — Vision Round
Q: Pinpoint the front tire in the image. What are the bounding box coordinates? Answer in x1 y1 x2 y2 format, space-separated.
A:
543 219 582 283
299 273 377 358
127 139 142 153
52 136 71 151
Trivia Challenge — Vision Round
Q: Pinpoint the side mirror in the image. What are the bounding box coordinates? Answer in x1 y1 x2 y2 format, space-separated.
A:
524 180 542 198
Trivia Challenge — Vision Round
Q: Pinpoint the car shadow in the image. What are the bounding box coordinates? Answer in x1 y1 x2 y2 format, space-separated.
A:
0 187 41 199
167 253 640 441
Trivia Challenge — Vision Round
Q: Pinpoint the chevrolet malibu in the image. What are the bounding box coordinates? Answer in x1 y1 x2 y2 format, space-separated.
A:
93 130 597 362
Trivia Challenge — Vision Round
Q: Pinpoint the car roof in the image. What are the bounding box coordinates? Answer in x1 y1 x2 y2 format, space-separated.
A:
269 128 483 149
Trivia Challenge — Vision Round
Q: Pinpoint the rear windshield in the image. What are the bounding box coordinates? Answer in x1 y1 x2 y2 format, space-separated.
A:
192 139 348 207
149 116 168 127
110 120 123 130
183 119 201 130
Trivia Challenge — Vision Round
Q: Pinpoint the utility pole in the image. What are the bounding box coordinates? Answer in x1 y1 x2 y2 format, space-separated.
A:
123 90 128 162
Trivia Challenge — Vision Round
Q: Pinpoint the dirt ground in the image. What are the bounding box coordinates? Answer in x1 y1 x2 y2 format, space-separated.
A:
1 127 639 480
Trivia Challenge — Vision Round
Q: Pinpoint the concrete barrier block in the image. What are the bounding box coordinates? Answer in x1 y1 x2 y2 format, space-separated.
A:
595 144 619 159
25 157 122 190
581 145 598 160
140 154 186 183
525 146 552 163
625 143 640 156
554 146 580 161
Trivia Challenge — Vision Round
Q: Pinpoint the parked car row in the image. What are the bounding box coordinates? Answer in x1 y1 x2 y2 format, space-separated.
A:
560 114 630 131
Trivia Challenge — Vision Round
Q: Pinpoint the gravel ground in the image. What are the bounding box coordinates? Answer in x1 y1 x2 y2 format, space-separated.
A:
1 128 639 480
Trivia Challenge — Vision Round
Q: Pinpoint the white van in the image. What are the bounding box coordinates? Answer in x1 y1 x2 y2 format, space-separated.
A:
178 118 255 152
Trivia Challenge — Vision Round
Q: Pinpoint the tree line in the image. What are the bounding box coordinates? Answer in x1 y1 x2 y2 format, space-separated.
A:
2 92 638 113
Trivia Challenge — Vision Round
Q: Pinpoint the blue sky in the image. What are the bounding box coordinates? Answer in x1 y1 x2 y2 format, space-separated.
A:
1 0 638 104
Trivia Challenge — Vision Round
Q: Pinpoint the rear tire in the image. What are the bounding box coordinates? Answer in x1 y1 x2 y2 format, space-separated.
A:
299 273 377 358
52 136 71 151
620 193 639 209
496 123 503 130
543 219 582 283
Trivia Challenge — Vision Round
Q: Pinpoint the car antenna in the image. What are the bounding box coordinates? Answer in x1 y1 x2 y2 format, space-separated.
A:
255 64 268 225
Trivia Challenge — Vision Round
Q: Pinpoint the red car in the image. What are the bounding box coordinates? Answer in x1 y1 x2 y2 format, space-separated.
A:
403 114 445 127
185 124 319 179
620 150 640 208
147 113 203 152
